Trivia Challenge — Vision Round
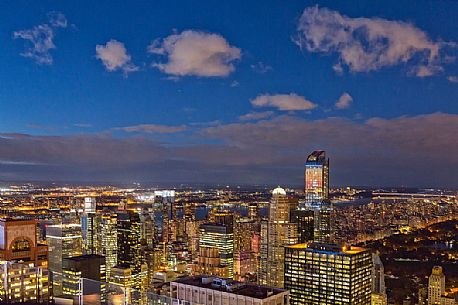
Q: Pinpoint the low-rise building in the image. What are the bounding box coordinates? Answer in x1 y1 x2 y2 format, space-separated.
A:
170 275 289 305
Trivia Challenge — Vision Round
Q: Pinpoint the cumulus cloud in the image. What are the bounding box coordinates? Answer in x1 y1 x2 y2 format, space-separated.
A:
114 124 187 134
251 93 317 111
335 92 353 109
148 30 241 77
95 40 139 74
13 11 67 65
295 6 448 77
239 111 274 121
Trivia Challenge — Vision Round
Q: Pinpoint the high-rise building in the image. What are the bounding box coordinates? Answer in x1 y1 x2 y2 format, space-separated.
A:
284 243 372 305
305 150 333 243
233 218 258 282
100 212 117 281
198 223 234 278
115 210 147 290
371 253 387 305
428 266 445 305
81 197 101 255
290 209 314 243
47 223 83 296
62 254 106 303
258 187 298 288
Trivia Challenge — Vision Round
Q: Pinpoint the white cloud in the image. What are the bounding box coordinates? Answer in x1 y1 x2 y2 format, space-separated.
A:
239 111 274 121
115 124 187 134
447 75 458 83
13 12 67 65
296 6 447 77
335 92 353 109
96 40 139 74
148 30 241 77
251 93 317 111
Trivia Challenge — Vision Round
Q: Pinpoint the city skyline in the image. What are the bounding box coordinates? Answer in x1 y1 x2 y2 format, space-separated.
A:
1 1 457 187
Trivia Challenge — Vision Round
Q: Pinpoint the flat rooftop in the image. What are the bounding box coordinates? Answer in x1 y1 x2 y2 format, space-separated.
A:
173 276 287 299
63 254 105 262
286 242 368 255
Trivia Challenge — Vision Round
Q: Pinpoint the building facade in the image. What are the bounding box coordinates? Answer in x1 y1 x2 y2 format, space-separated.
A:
304 151 333 243
62 254 106 303
198 223 234 278
258 187 298 288
284 243 372 305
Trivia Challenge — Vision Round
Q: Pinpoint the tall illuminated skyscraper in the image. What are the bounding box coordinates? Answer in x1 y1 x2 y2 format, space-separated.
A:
305 150 332 243
258 187 298 288
371 253 387 305
198 223 234 278
46 223 83 296
428 266 445 305
100 212 117 280
81 197 101 255
284 243 372 305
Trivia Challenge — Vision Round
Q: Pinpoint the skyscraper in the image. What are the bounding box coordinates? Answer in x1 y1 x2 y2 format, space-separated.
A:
47 223 83 296
284 243 372 305
258 187 298 288
371 252 387 305
198 222 234 278
115 210 147 290
305 150 333 243
100 212 117 280
290 209 314 243
62 254 106 302
81 197 101 255
428 266 445 305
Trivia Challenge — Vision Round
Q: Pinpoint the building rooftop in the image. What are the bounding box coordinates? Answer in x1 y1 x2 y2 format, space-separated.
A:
63 254 105 262
173 276 287 299
287 242 368 255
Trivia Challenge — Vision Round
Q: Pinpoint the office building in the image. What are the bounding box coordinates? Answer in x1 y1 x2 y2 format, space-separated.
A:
284 243 372 305
100 212 117 280
305 150 333 243
115 210 147 289
46 223 83 296
0 260 50 304
198 223 234 278
170 276 289 305
258 187 298 288
290 209 314 243
81 197 101 255
62 254 106 303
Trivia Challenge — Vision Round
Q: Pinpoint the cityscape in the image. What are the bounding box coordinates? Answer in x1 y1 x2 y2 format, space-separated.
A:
1 1 457 305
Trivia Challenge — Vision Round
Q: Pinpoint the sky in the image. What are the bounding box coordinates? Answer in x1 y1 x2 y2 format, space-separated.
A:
0 0 457 188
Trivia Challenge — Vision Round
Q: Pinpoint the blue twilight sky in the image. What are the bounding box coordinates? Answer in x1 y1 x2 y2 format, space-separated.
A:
0 0 457 188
